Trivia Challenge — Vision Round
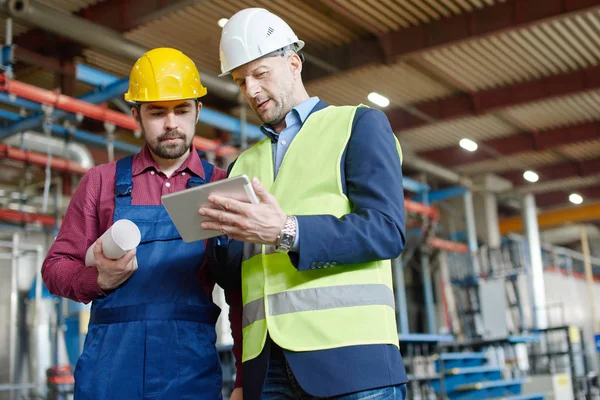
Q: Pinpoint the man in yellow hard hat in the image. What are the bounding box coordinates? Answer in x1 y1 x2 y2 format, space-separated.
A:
42 48 243 399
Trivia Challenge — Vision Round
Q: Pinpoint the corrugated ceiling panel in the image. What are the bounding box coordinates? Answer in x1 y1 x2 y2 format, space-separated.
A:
124 0 361 76
323 0 504 35
399 114 515 152
557 140 600 160
455 150 562 174
307 62 453 108
504 89 600 130
419 9 600 91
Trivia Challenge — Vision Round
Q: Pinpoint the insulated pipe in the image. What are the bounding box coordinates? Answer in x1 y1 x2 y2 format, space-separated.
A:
4 132 94 169
403 147 472 187
0 144 89 175
3 0 240 102
0 106 140 154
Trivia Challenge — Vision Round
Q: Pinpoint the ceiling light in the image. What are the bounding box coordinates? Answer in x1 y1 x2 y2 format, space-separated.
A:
569 193 583 205
523 170 539 183
367 92 390 108
459 138 478 152
218 18 229 28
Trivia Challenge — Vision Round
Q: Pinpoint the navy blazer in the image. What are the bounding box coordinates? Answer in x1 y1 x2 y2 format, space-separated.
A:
208 101 408 398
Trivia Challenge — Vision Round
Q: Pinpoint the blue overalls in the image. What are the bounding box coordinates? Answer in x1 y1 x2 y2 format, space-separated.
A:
74 154 223 400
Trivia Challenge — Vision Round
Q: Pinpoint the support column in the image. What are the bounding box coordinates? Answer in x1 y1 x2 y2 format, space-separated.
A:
392 257 410 335
483 192 502 249
580 226 599 334
421 246 437 334
463 191 480 276
521 193 548 330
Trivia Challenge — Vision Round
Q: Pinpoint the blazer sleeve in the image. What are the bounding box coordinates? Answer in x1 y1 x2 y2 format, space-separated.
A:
291 108 406 271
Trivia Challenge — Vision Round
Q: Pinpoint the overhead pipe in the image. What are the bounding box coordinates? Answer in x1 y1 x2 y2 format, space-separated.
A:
0 74 137 130
0 208 55 227
0 75 237 156
403 148 471 186
0 144 88 174
0 106 140 154
4 132 94 169
0 77 131 138
2 0 240 103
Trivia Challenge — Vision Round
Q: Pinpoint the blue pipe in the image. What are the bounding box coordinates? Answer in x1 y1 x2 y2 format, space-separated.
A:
414 185 468 203
0 109 20 120
403 177 430 193
76 64 121 87
0 106 140 154
0 92 42 111
0 78 130 139
76 64 264 140
50 124 140 153
198 107 262 139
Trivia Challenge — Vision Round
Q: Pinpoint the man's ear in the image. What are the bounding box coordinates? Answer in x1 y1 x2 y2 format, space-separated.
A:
131 105 142 130
289 52 302 78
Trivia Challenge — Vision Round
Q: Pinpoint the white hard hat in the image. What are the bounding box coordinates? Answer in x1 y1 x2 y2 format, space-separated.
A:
219 8 305 76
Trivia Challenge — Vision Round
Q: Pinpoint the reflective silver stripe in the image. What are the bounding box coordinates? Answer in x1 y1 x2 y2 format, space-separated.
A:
242 298 265 329
242 284 394 328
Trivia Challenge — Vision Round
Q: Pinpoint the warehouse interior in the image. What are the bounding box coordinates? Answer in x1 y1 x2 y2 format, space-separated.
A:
1 0 600 399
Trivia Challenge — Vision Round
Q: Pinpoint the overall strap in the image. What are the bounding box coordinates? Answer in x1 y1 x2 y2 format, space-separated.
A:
115 155 134 206
186 151 215 188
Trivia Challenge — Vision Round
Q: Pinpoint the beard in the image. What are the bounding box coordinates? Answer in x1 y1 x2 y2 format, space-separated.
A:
148 130 192 160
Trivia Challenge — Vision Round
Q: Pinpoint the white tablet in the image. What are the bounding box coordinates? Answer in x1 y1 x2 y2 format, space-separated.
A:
161 174 260 243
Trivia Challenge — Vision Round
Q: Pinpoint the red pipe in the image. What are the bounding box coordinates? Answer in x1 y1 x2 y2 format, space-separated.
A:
404 198 440 221
0 74 238 157
427 237 468 253
0 144 89 175
0 209 56 227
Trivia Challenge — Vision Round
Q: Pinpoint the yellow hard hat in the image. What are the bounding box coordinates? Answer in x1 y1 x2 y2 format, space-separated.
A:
125 48 207 103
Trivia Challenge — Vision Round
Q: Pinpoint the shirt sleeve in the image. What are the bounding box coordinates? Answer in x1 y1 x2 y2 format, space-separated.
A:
291 108 406 271
41 168 107 303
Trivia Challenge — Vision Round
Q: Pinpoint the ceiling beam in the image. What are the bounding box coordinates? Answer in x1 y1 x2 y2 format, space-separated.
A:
499 199 600 234
304 0 600 81
387 64 600 133
502 157 600 186
419 121 600 167
12 0 179 70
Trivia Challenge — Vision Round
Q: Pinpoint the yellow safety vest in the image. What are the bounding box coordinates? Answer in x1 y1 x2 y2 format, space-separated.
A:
230 105 402 362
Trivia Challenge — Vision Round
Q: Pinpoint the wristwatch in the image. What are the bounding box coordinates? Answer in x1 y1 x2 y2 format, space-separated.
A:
275 216 297 253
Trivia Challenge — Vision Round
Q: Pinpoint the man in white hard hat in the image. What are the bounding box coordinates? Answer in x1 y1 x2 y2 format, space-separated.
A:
202 7 408 400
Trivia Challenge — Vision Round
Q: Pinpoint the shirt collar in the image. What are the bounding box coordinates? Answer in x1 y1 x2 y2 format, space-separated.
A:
132 144 205 180
260 96 320 142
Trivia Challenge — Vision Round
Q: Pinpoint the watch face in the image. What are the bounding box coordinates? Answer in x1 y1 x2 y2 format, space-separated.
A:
281 234 294 248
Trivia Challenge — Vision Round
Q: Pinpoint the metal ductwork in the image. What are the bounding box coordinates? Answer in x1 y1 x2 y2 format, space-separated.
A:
402 146 472 186
3 131 94 168
2 0 241 103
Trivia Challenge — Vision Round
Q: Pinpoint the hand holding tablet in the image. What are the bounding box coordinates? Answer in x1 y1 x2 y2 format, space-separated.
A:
161 174 260 242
